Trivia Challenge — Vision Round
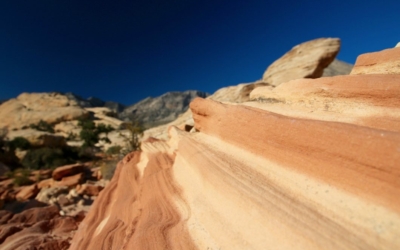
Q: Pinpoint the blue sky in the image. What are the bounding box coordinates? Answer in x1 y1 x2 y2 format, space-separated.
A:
0 0 399 105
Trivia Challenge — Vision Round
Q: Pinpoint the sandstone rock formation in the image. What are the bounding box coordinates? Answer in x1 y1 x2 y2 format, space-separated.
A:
262 38 341 86
0 92 87 130
350 47 400 75
0 205 81 249
69 46 400 249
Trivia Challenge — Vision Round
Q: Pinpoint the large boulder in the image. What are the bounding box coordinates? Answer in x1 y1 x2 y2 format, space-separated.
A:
262 38 341 86
0 92 87 130
52 163 85 181
208 81 270 103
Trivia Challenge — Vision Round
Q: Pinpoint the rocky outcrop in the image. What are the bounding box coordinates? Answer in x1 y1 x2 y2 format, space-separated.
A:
0 205 81 249
0 92 87 130
119 90 209 128
350 47 400 75
262 38 341 86
70 46 400 249
208 81 270 103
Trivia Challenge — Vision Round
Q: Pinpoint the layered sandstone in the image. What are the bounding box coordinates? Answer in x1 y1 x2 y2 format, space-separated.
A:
70 46 400 249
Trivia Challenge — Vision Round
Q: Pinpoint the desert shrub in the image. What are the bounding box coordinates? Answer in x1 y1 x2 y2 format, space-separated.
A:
8 137 31 151
106 145 122 155
21 147 80 170
30 120 55 133
0 128 21 171
66 132 78 141
120 122 143 151
12 169 33 187
78 119 114 148
99 159 119 180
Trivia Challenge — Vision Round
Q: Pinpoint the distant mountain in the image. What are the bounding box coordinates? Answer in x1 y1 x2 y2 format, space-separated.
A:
119 90 209 128
64 93 125 113
322 59 353 77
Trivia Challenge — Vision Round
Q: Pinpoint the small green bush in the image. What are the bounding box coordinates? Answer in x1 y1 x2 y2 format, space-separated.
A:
78 119 114 148
9 137 31 151
21 147 80 170
12 169 33 187
30 120 55 133
106 146 122 155
119 121 143 151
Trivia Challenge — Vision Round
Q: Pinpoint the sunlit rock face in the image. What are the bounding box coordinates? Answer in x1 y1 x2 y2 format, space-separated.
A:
350 47 400 75
0 92 88 130
69 46 400 250
262 37 341 86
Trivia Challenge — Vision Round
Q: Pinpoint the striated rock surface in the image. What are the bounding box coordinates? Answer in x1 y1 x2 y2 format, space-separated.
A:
350 47 400 75
262 37 341 86
249 74 400 132
0 205 80 249
70 46 400 249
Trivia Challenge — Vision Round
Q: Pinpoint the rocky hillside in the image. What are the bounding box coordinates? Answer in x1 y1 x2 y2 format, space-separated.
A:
66 41 400 249
119 90 209 128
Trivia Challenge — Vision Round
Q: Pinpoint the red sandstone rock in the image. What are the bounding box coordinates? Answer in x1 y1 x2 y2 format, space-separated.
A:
0 205 81 249
52 163 85 181
15 184 39 200
75 183 104 196
37 178 54 189
56 173 85 187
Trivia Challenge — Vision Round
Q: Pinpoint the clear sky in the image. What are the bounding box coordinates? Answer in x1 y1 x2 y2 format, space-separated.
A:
0 0 399 105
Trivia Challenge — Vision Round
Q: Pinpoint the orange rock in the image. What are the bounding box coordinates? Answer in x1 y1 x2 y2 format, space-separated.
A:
53 173 84 187
350 47 400 75
16 184 39 201
52 163 85 181
37 178 54 189
0 205 81 249
76 184 104 197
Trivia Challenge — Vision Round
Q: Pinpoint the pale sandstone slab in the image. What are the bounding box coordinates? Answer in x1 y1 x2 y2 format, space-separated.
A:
262 38 340 86
0 92 87 130
249 74 400 132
